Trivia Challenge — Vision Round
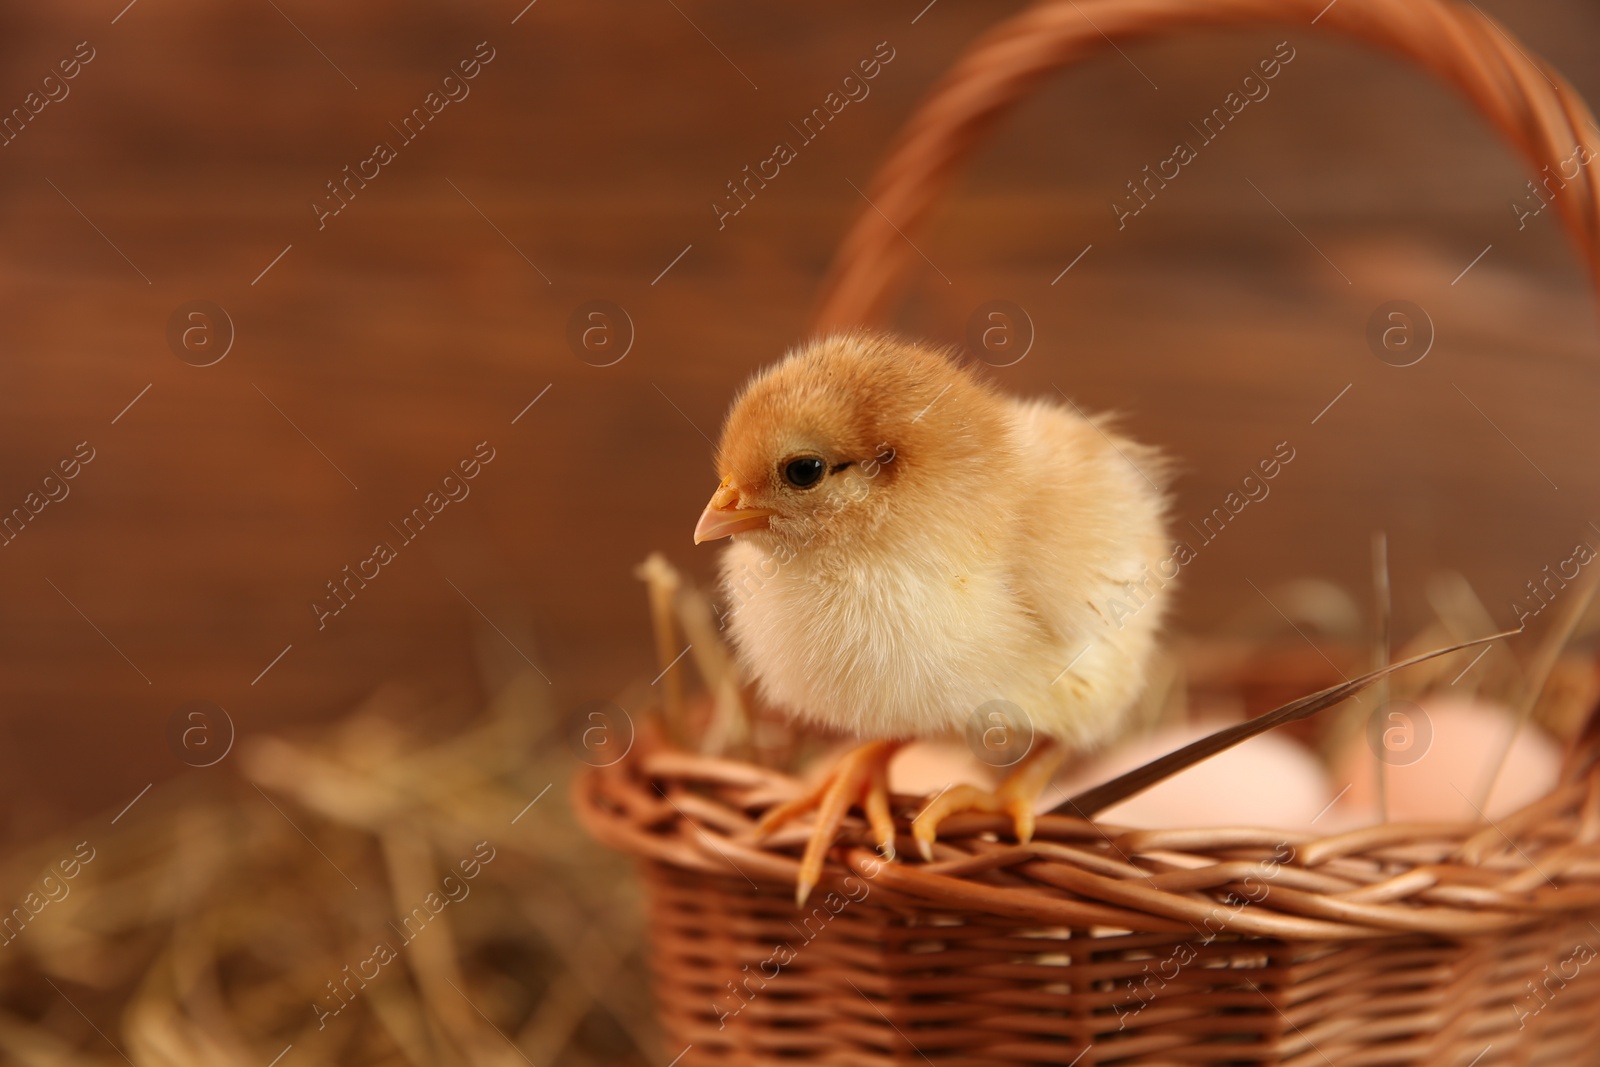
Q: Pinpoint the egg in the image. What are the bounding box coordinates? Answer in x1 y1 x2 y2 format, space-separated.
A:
1331 695 1562 825
887 738 996 797
1056 722 1334 830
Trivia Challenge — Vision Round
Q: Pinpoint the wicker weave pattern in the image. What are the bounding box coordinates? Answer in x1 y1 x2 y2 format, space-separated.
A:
579 746 1600 1064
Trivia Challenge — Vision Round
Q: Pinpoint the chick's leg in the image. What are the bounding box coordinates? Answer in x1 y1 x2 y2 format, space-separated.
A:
756 739 903 907
911 739 1065 860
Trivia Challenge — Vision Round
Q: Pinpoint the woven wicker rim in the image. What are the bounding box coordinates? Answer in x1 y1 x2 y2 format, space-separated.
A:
579 741 1600 938
578 0 1600 940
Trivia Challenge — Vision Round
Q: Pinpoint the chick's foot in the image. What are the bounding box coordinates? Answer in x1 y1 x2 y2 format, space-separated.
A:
756 739 904 907
911 739 1065 860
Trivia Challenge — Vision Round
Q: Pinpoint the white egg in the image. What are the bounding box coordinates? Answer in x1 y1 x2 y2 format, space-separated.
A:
888 739 996 796
1332 695 1562 825
1058 722 1334 831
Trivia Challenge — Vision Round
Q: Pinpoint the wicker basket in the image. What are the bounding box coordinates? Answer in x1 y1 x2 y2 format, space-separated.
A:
577 1 1600 1062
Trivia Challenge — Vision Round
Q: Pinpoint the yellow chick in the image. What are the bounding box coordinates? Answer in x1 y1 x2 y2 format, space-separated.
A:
694 331 1171 904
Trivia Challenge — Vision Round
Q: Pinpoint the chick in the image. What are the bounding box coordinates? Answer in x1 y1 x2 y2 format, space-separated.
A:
694 331 1171 904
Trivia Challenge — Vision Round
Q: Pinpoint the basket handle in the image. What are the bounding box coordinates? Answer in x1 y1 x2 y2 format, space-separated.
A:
810 0 1600 332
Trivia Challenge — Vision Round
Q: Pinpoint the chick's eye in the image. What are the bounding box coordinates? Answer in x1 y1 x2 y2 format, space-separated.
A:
782 456 826 489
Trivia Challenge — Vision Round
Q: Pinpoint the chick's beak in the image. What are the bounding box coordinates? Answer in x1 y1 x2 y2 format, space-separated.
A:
693 478 776 544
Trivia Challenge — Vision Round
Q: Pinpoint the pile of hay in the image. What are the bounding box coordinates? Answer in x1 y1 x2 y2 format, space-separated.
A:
0 665 655 1067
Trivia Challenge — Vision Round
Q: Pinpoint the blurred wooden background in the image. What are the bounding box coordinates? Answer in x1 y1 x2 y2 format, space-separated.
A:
1 0 1598 844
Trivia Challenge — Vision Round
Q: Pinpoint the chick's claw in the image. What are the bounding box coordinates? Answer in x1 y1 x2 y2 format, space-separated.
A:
911 785 1036 861
755 739 902 907
910 740 1065 861
864 760 895 863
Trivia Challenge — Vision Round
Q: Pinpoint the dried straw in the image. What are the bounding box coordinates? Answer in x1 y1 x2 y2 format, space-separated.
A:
0 663 657 1067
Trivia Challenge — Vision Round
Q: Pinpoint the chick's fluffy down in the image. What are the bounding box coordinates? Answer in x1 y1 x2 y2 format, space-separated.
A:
714 332 1171 750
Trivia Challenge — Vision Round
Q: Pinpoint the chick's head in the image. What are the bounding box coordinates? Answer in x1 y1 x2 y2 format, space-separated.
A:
694 331 1009 552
